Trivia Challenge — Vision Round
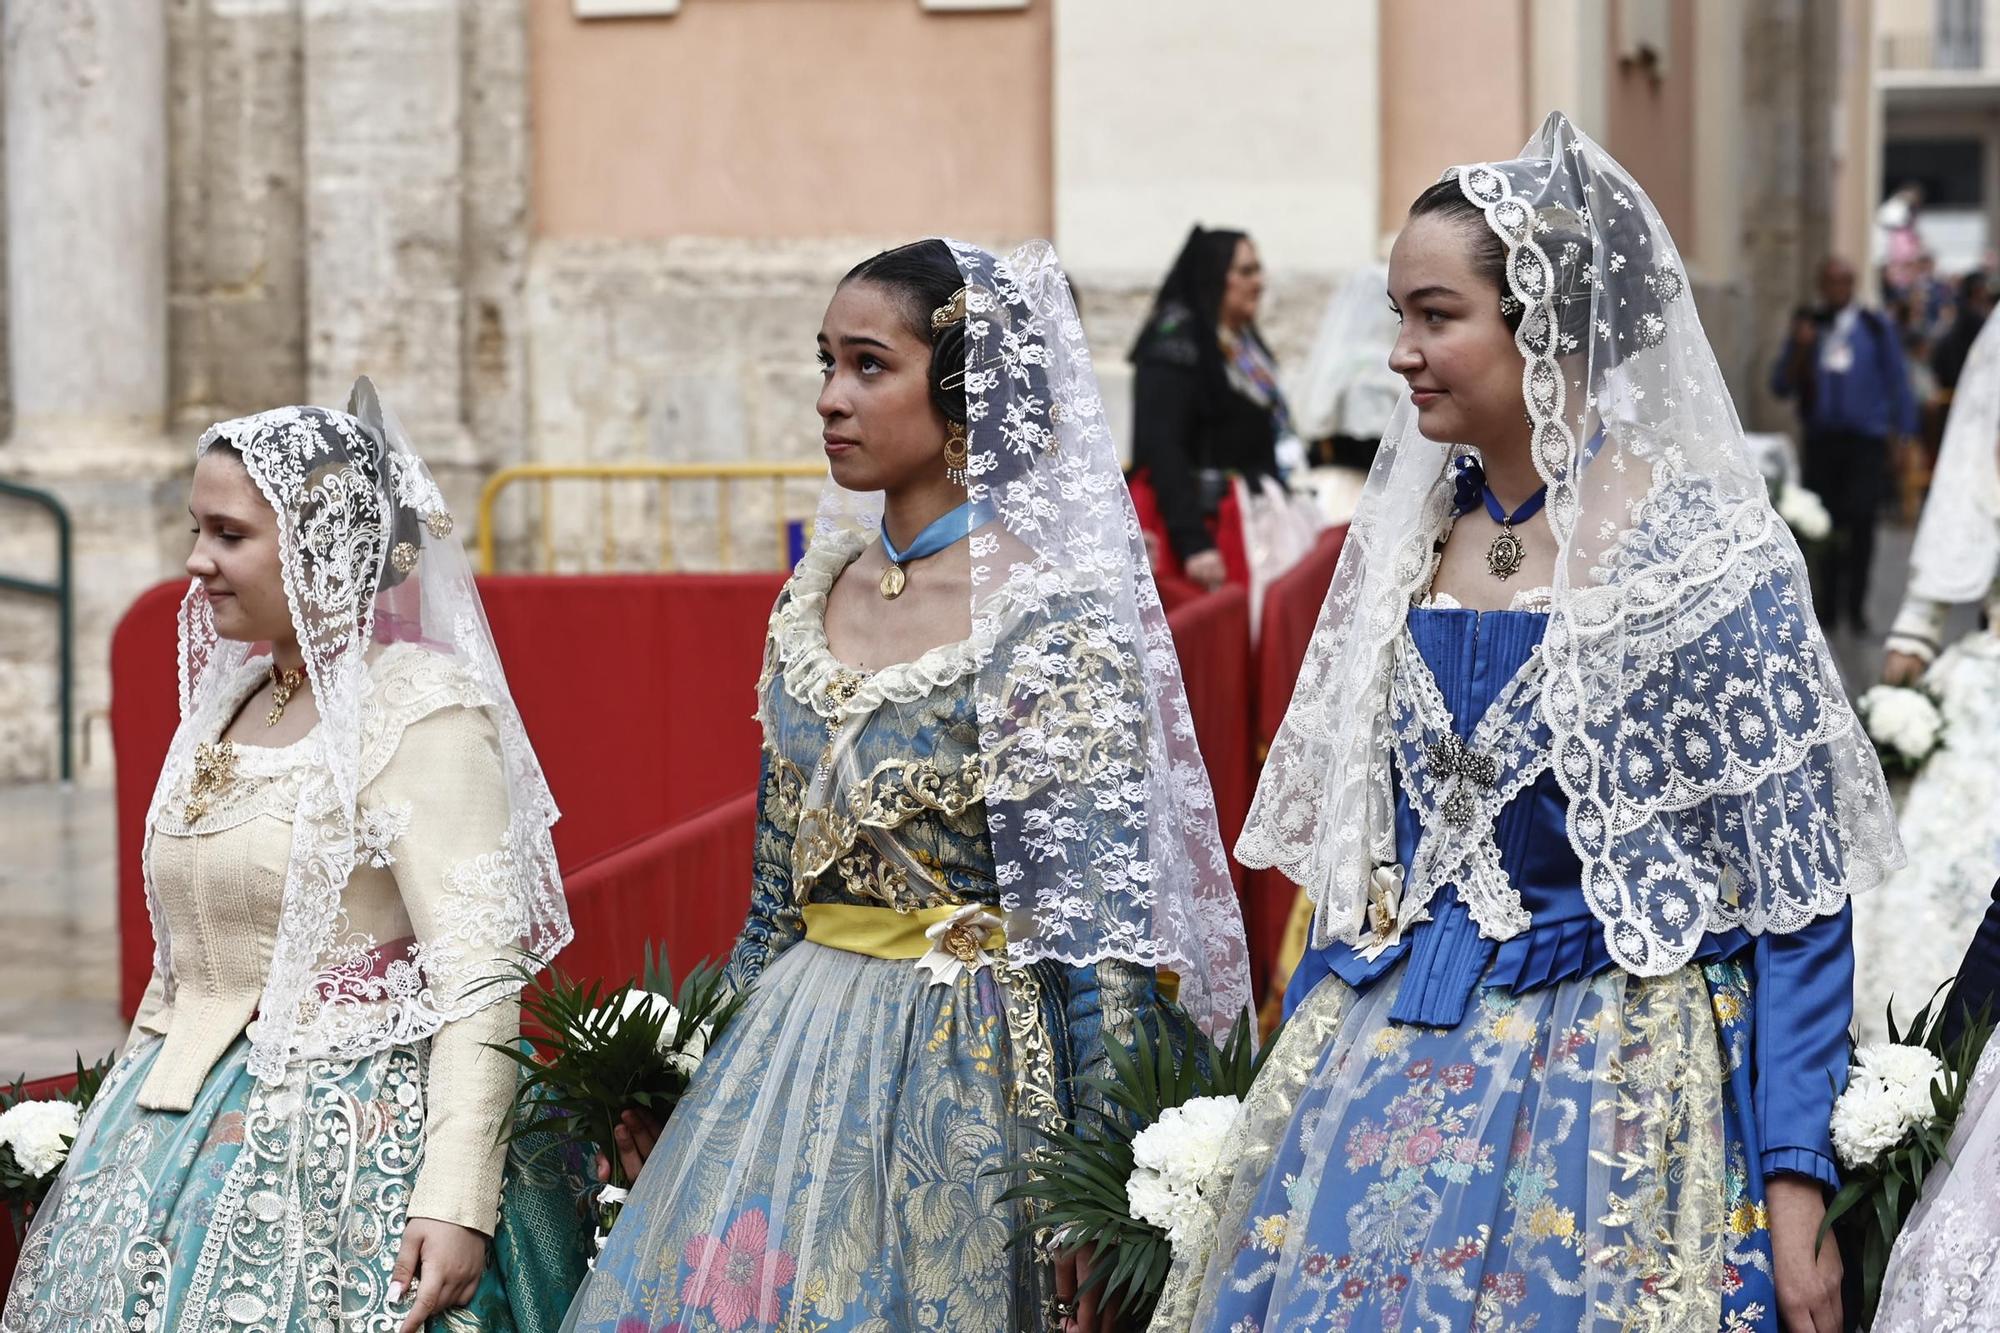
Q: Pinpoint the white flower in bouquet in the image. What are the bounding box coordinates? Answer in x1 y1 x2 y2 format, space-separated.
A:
1831 1042 1945 1170
1858 685 1945 764
1125 1095 1242 1259
0 1099 81 1180
1777 483 1832 542
592 989 713 1077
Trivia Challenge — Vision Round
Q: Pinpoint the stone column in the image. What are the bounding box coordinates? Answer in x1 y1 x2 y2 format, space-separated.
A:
302 0 473 474
5 0 169 452
0 0 181 783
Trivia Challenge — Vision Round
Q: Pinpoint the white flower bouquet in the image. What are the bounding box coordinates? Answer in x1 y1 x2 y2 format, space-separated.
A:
1856 683 1946 774
1822 994 1993 1323
477 944 743 1258
0 1054 113 1240
1125 1094 1242 1263
1776 481 1833 543
1004 1009 1262 1326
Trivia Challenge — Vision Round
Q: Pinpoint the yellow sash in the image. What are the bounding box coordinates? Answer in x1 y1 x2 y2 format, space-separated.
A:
801 902 1006 960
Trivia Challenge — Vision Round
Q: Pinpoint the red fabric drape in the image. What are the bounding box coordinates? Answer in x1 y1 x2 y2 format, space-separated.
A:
1254 526 1347 749
110 574 784 1016
558 791 759 988
1242 524 1349 995
1164 585 1254 887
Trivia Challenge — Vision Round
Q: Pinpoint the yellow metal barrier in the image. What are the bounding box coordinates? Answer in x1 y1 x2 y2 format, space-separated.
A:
476 461 828 574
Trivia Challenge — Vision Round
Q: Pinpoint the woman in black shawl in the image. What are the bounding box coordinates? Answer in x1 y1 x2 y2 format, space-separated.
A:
1128 226 1293 590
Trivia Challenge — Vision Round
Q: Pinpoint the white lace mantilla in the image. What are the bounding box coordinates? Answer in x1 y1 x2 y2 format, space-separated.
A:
152 392 570 1084
1236 114 1900 975
797 240 1253 1034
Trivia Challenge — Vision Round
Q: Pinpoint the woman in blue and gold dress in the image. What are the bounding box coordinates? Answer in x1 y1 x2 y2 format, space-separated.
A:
1152 115 1902 1333
563 239 1252 1332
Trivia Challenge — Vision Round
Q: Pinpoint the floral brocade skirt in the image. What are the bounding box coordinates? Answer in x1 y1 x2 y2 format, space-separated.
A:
1 1034 591 1333
1153 962 1780 1333
560 940 1062 1333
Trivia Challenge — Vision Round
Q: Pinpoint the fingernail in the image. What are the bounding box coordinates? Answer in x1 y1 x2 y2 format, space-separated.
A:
387 1281 404 1304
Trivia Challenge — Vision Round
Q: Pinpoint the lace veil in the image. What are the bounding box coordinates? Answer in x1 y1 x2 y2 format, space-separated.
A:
1293 262 1403 445
1238 113 1901 974
1909 309 2000 604
811 239 1253 1034
147 379 569 1084
1873 1035 2000 1329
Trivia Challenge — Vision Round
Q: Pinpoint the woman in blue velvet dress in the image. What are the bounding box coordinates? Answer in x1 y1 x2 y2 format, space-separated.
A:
1151 115 1902 1333
562 240 1252 1332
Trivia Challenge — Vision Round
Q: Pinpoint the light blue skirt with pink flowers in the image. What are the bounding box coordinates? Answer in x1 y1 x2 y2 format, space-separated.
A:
1152 960 1780 1332
559 939 1059 1333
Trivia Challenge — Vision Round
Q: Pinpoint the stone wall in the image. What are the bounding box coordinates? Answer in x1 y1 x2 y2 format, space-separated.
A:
503 235 1337 574
0 0 1860 785
0 0 527 784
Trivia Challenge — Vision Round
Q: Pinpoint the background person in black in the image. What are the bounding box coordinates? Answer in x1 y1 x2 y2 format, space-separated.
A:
1929 270 1993 395
1769 256 1919 633
1127 225 1291 591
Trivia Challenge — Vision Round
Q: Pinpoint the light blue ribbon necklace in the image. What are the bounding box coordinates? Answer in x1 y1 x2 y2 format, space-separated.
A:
878 499 995 599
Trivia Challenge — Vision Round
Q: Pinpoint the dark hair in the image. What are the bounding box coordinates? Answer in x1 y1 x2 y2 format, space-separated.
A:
840 239 968 427
1407 177 1520 333
1128 225 1257 368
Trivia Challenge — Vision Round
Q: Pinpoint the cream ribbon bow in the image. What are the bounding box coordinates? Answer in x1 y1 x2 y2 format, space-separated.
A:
1357 863 1423 963
916 905 1007 988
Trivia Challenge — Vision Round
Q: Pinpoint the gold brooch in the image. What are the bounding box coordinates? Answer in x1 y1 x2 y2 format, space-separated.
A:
425 509 454 539
390 541 419 573
185 740 238 823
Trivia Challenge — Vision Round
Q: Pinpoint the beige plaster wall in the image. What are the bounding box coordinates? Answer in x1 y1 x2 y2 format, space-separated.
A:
1378 0 1536 237
1052 0 1380 280
529 0 1052 241
1604 0 1698 253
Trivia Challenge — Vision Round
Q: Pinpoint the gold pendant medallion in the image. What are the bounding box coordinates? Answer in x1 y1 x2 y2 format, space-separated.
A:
1486 526 1525 581
879 565 907 599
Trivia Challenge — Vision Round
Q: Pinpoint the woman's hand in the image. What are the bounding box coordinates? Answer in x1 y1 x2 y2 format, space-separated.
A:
1052 1242 1122 1333
389 1217 488 1333
1767 1175 1842 1333
594 1107 663 1185
1882 649 1928 687
1185 549 1228 591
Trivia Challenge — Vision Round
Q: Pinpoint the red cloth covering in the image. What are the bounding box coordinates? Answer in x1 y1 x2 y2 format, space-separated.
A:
1242 523 1348 998
110 574 785 1017
1164 585 1254 888
1254 525 1348 751
557 790 758 989
1127 470 1249 587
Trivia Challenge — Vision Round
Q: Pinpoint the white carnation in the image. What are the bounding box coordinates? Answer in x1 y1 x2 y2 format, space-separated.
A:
1777 483 1832 542
1126 1095 1242 1259
0 1099 81 1180
1856 1041 1946 1095
1859 686 1944 762
1830 1042 1944 1170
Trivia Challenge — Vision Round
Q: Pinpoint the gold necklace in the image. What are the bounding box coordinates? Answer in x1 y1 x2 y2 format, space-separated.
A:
266 664 307 726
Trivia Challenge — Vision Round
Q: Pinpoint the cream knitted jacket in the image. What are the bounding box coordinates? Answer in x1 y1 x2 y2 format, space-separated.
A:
129 648 523 1235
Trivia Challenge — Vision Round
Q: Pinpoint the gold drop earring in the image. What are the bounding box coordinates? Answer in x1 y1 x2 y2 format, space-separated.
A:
943 421 969 486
